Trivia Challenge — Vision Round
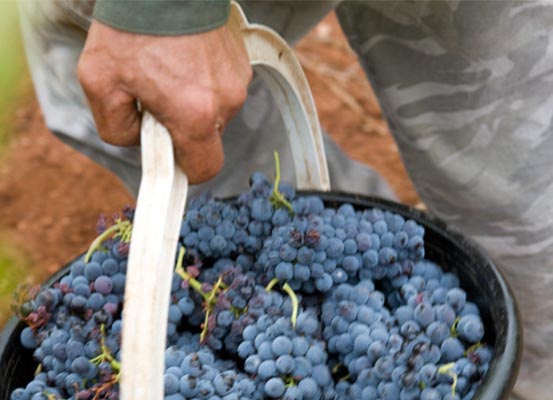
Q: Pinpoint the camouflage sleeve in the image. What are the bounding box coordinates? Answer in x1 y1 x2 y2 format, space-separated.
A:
337 2 553 398
93 0 230 36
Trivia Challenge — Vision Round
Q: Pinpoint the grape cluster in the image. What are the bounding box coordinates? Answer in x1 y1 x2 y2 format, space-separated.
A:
239 311 334 399
196 265 258 353
178 173 291 264
321 266 490 400
11 229 130 400
163 334 256 400
254 198 426 296
10 170 493 400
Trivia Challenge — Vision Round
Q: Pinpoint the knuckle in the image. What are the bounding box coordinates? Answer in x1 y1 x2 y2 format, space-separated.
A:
220 85 247 119
94 95 139 146
77 57 95 90
120 67 139 87
202 161 223 181
231 84 248 107
181 92 219 134
94 116 117 142
98 120 138 146
78 71 105 100
194 92 219 120
95 123 114 143
107 92 130 110
188 156 224 185
174 132 224 184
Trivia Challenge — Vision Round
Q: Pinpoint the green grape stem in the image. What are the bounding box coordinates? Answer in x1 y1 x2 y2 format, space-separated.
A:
265 278 279 292
269 151 293 213
174 246 208 300
331 363 342 374
174 247 235 343
282 283 299 329
438 362 458 397
90 324 121 374
265 279 299 329
200 277 226 342
85 219 132 263
464 342 483 356
284 376 297 387
230 305 247 318
450 316 461 338
43 391 63 400
200 309 211 343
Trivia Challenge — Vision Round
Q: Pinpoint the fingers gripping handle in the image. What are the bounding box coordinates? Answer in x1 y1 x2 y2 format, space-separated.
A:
121 3 329 400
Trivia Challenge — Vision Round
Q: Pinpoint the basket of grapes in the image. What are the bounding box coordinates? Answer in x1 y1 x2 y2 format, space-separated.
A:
0 2 520 400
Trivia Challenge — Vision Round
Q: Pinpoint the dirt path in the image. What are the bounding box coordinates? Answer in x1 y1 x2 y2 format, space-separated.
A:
0 13 418 321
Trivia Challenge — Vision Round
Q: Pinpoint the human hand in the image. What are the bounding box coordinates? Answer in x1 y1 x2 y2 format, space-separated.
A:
77 20 252 184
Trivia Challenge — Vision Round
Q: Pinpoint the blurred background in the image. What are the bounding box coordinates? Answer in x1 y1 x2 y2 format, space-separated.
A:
0 3 418 327
0 0 32 327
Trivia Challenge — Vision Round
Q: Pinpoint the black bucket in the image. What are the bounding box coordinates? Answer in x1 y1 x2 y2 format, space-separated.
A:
0 193 522 399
